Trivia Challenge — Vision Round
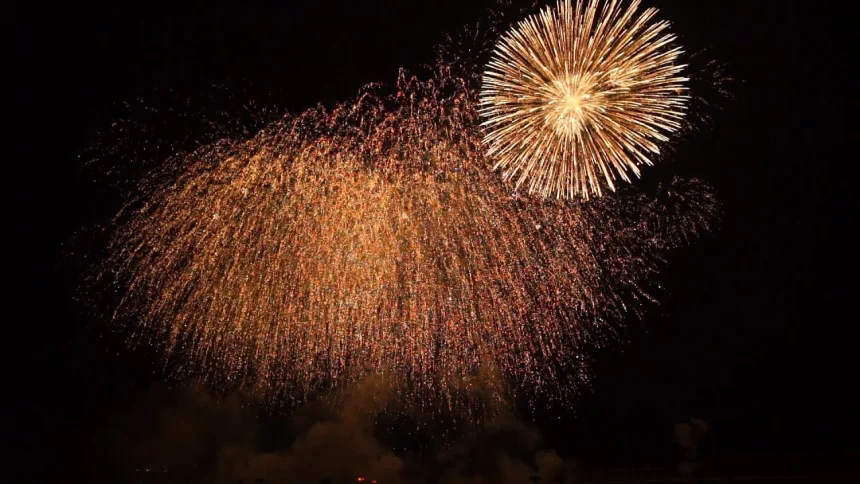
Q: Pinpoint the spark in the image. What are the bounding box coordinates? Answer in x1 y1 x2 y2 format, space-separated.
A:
94 0 723 413
480 0 689 199
97 67 715 413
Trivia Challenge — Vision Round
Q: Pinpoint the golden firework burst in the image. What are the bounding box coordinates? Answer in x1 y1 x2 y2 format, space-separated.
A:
480 0 689 199
94 55 718 413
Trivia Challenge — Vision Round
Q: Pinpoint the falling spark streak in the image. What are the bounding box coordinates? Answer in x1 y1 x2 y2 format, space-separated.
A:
480 0 689 199
97 66 717 413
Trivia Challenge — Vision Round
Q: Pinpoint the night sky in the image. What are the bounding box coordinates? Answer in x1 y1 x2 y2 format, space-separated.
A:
14 0 853 481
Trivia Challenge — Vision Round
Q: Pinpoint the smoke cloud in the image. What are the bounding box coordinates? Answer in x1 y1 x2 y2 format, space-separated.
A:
101 378 578 483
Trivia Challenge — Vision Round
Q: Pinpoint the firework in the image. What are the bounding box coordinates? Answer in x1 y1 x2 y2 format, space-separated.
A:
645 177 720 247
479 0 689 199
95 65 716 413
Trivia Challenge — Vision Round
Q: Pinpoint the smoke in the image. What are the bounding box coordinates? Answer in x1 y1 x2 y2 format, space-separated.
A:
675 417 709 479
431 414 580 484
241 377 406 483
103 378 578 483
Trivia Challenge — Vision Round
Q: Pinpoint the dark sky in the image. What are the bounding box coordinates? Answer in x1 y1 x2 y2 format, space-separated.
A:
14 0 853 481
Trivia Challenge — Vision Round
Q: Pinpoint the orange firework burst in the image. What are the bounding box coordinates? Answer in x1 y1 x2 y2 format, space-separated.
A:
96 66 716 413
480 0 689 199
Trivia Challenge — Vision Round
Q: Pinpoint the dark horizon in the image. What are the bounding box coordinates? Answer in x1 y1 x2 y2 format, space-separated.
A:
13 0 853 482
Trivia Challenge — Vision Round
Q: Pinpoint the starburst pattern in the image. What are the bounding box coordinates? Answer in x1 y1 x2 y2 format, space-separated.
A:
480 0 689 199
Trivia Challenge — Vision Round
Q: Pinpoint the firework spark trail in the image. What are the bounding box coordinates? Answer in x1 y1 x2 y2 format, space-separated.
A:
99 66 716 412
96 0 723 412
480 0 689 200
645 177 720 247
